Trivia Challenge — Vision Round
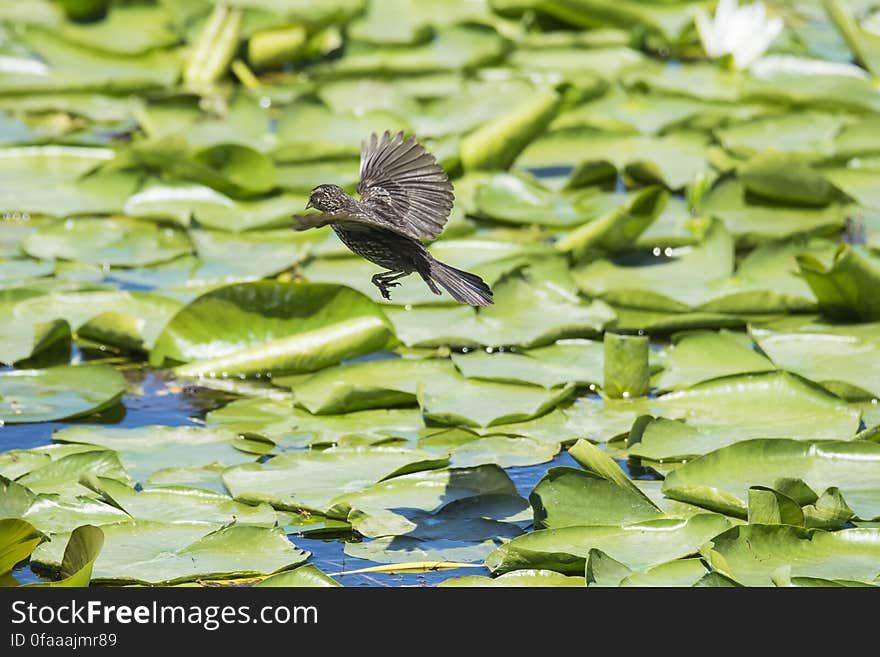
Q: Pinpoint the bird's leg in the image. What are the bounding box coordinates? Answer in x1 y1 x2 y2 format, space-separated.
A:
371 271 408 300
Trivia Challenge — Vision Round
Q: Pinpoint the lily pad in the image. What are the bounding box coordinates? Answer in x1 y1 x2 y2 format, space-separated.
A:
0 364 127 424
753 322 880 399
662 439 880 521
150 281 395 377
89 477 277 527
797 245 880 321
16 448 131 498
30 521 309 585
485 513 732 575
630 371 861 461
704 524 880 586
52 425 265 487
255 563 341 587
0 518 42 576
652 330 775 392
222 447 449 514
206 397 426 449
439 569 585 587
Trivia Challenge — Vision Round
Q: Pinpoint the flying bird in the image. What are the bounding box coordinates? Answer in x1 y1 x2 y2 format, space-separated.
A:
293 130 494 307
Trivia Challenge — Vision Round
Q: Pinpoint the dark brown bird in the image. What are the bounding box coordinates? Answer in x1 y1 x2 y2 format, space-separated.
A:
293 130 494 307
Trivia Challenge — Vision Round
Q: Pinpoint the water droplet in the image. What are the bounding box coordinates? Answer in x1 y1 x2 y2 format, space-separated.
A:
255 373 262 379
64 219 75 230
209 371 216 377
461 347 470 353
486 347 494 354
622 391 631 399
589 384 597 391
101 263 110 272
664 247 673 257
873 398 879 405
259 96 272 109
266 372 272 378
652 247 661 256
222 371 228 379
638 329 645 336
404 304 413 311
22 213 29 221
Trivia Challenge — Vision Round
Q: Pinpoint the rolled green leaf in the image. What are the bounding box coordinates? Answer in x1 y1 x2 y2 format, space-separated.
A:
25 525 104 587
557 186 668 260
183 4 243 89
247 24 308 71
797 245 880 321
748 486 805 526
603 332 650 398
460 87 561 171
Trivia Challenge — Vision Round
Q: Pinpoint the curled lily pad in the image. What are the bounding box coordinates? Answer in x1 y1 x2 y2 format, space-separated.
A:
0 364 126 424
255 563 341 587
662 439 880 521
703 524 880 586
797 245 880 321
485 513 732 576
0 518 43 576
0 477 130 535
150 282 395 377
25 524 105 588
16 448 131 498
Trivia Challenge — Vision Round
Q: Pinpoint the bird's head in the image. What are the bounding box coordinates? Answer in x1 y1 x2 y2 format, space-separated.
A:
306 184 347 213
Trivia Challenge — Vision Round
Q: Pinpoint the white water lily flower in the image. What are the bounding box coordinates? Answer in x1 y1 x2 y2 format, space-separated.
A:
696 0 784 70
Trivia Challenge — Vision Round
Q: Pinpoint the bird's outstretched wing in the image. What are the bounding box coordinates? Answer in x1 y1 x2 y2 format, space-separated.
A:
356 130 454 241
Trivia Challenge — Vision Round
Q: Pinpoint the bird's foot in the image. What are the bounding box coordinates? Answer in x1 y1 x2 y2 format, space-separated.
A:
372 272 404 301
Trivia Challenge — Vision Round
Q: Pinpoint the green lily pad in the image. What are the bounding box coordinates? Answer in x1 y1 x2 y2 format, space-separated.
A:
283 357 455 415
22 216 192 267
52 425 265 487
344 536 501 564
16 449 132 498
485 513 732 575
206 396 426 449
89 477 277 527
630 371 862 461
0 518 43 576
714 112 844 160
797 245 880 321
30 521 309 585
439 569 585 587
0 364 127 424
125 183 307 232
388 260 616 348
150 281 395 377
753 322 880 399
662 439 880 521
25 524 105 588
701 180 845 246
0 477 130 534
222 447 449 514
603 332 649 399
255 563 341 587
619 557 713 587
652 330 775 392
704 524 880 586
450 340 604 389
418 373 575 428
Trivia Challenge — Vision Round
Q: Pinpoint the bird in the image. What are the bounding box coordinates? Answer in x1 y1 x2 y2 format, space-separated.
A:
292 130 494 307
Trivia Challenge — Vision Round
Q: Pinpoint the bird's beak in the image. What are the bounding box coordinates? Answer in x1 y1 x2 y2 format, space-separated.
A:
305 199 313 210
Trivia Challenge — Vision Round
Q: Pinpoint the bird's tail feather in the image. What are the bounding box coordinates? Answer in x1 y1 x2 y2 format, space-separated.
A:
426 260 494 307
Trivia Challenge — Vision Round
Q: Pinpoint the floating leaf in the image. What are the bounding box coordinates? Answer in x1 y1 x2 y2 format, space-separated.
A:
0 364 126 424
0 518 42 576
254 563 341 587
631 372 861 461
652 330 775 392
485 514 732 575
222 447 448 514
30 521 309 585
53 425 264 487
662 439 880 521
704 524 880 586
25 524 104 587
797 245 880 321
150 282 395 377
439 569 585 587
